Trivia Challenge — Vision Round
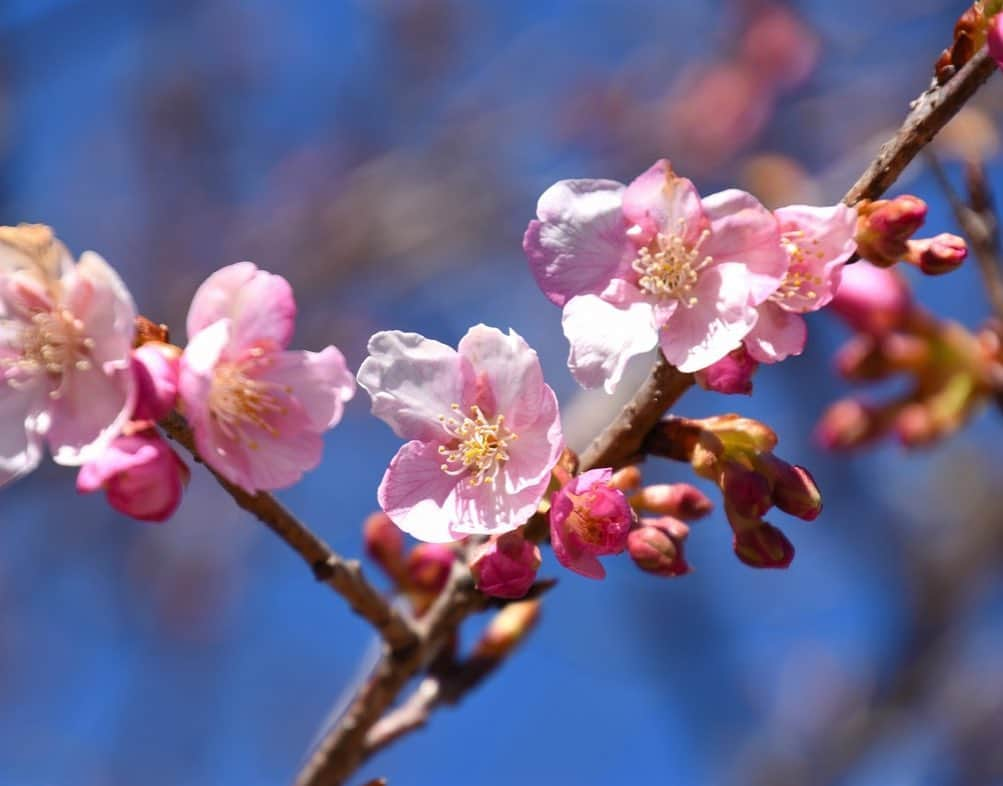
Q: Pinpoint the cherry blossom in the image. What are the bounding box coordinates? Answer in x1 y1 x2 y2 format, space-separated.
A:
357 324 563 542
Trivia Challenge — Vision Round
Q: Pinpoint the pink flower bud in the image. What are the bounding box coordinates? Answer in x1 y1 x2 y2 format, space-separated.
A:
814 399 880 451
835 335 888 381
894 402 939 447
609 465 642 492
733 523 795 569
77 430 188 522
757 455 823 521
627 517 691 577
473 600 540 658
855 195 927 266
695 346 758 395
470 531 541 599
407 543 455 595
831 261 911 335
906 233 967 275
989 12 1003 70
631 483 713 520
363 511 406 581
549 468 635 579
721 462 772 518
132 342 181 421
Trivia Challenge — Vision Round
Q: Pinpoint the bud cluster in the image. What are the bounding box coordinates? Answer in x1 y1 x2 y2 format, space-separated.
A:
854 195 967 275
817 262 1003 450
646 414 821 569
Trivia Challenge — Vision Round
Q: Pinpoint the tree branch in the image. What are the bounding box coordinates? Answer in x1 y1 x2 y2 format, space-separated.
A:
159 411 419 654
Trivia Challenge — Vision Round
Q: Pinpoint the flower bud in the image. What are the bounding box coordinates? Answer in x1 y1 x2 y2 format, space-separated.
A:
733 523 795 569
549 468 634 579
854 195 927 267
696 414 778 452
609 465 642 492
363 511 405 581
990 11 1003 70
835 335 890 381
132 342 181 421
721 462 772 518
756 455 822 521
407 543 455 596
77 430 188 522
627 517 691 577
906 233 967 275
831 261 911 335
469 531 541 599
631 483 713 520
695 347 758 395
472 600 541 659
814 399 880 450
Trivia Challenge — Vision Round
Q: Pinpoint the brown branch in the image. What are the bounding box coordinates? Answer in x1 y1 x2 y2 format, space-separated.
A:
292 42 1000 786
159 411 419 654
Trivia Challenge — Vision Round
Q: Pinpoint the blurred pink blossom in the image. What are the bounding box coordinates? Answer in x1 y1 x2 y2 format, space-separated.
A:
132 342 181 421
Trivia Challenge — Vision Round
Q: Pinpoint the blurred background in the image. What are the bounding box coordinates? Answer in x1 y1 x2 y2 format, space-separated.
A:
2 1 1003 784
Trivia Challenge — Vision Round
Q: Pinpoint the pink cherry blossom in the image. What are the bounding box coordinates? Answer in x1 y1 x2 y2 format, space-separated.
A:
470 531 542 599
524 159 788 391
0 250 136 485
77 429 188 522
695 346 758 395
549 468 634 579
357 324 564 542
178 262 355 494
743 203 857 363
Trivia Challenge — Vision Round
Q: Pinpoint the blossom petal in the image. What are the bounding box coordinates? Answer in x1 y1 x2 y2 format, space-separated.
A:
450 470 551 537
179 318 231 433
524 179 634 308
701 189 787 304
378 439 463 543
46 364 135 466
744 302 808 363
258 346 356 431
0 383 43 484
774 203 857 312
186 262 296 352
622 159 707 246
658 262 758 372
66 251 136 372
357 330 466 442
502 384 563 495
562 294 659 393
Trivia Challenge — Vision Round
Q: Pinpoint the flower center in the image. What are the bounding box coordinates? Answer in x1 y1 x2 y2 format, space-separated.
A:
438 403 517 486
771 231 824 304
208 351 288 451
632 226 712 306
2 307 95 398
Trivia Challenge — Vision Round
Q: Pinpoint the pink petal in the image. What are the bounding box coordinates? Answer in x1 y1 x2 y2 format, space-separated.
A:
501 384 563 494
450 469 552 536
377 439 463 543
178 319 231 432
562 294 659 393
67 252 137 371
258 346 356 431
773 203 857 312
186 262 296 353
658 262 758 372
744 302 808 363
622 159 708 246
524 179 635 307
701 189 787 304
46 364 135 466
357 330 467 442
0 384 43 485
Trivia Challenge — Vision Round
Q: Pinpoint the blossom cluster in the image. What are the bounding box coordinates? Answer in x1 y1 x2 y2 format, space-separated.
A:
0 151 970 599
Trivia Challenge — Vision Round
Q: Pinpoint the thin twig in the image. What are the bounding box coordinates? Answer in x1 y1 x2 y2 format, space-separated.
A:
160 411 419 654
926 153 1003 321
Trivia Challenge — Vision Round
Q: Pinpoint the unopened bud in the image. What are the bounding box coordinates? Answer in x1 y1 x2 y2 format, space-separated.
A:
831 261 911 335
721 462 772 518
894 402 939 447
626 517 691 577
609 465 642 492
906 233 967 275
470 531 541 599
697 414 778 452
473 600 541 659
757 455 822 521
407 543 455 595
733 523 795 569
855 195 927 266
132 342 181 421
695 347 758 395
814 399 880 450
363 512 405 580
835 335 889 381
631 483 713 520
990 11 1003 70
